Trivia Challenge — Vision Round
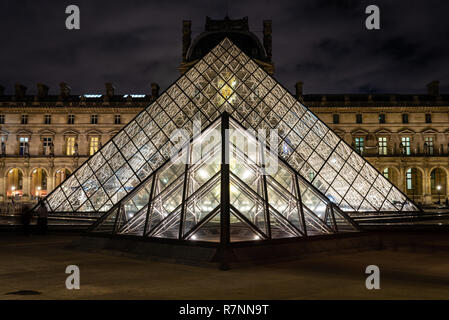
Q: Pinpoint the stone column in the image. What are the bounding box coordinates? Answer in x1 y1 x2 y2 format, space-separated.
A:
398 166 405 192
445 169 449 202
54 134 65 156
79 133 88 156
263 20 272 62
182 20 191 61
47 162 55 193
22 166 30 201
7 134 18 155
391 133 400 155
0 165 4 202
29 134 40 155
423 167 432 205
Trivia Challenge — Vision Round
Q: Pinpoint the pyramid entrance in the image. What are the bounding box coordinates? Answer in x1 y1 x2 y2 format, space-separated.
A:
37 38 420 226
89 112 359 243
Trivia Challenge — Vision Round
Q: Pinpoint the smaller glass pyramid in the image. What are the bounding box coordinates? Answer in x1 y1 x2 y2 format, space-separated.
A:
89 113 359 242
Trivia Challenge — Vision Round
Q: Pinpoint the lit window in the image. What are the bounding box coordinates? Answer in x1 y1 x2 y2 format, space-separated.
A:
424 137 434 155
355 137 364 155
91 114 98 124
406 168 413 190
19 137 29 155
382 168 389 179
68 114 75 124
378 137 387 155
401 137 411 155
216 73 237 104
43 137 53 155
89 136 100 155
66 137 76 155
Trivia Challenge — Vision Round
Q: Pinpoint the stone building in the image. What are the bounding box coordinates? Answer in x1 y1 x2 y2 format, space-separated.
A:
0 82 159 210
0 16 447 210
301 81 449 206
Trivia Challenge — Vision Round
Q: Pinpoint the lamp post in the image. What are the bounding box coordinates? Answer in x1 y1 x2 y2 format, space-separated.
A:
11 185 15 197
437 185 441 204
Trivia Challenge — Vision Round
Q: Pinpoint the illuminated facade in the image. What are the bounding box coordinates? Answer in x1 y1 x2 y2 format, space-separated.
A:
0 16 446 215
0 84 158 213
302 87 449 206
39 38 418 221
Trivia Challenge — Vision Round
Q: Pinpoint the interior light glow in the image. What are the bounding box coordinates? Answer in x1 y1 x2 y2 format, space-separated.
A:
123 94 146 98
198 168 208 179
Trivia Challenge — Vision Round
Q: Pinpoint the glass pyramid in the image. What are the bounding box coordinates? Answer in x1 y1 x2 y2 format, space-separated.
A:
39 38 419 217
89 113 359 241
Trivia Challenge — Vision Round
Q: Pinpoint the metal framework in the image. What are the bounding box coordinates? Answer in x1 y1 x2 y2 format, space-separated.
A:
89 113 359 242
37 38 420 218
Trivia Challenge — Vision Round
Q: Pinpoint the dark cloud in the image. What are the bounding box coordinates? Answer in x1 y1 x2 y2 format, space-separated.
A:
0 0 448 95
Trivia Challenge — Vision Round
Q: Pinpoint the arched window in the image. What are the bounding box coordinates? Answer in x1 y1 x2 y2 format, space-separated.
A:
55 168 71 185
6 168 23 197
31 168 48 198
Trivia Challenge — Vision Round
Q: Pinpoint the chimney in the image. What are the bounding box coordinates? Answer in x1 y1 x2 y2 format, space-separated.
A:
0 85 4 96
182 20 192 62
37 83 49 98
427 80 440 97
295 81 303 99
263 20 272 62
151 83 160 100
105 82 115 97
14 83 27 97
59 82 71 98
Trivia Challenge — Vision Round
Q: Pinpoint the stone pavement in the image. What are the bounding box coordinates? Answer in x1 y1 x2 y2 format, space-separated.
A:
1 234 449 299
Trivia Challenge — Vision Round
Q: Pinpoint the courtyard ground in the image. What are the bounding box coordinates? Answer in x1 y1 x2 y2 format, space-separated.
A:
0 233 449 299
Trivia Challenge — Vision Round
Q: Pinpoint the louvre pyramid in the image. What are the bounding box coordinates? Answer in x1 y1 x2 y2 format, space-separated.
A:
40 38 419 216
89 114 359 240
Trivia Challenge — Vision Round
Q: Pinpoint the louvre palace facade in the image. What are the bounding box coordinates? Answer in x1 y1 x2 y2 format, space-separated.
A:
0 17 447 213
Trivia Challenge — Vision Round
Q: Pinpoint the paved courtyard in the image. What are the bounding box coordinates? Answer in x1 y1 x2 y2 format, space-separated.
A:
1 234 449 299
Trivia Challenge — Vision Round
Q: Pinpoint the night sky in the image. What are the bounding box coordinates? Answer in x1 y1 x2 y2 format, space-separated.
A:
1 0 448 96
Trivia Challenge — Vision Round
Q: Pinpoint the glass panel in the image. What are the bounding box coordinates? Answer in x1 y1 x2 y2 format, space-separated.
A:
303 206 332 236
91 208 118 233
230 210 263 242
152 209 181 240
147 179 184 234
299 180 327 219
269 209 299 239
118 206 147 236
90 187 109 211
332 208 358 232
188 210 220 242
230 179 267 235
183 177 220 237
